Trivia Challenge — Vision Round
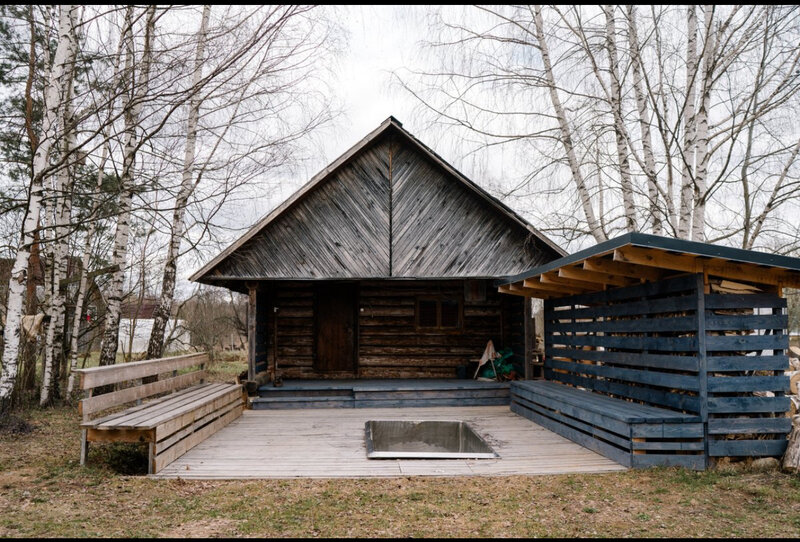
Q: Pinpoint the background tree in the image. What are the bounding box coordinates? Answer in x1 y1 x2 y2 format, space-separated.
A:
400 5 800 253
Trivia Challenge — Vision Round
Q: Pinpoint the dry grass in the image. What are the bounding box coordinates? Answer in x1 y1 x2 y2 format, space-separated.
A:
1 358 799 538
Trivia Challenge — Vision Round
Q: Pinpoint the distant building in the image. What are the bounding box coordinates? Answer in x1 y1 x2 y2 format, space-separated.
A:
117 297 191 355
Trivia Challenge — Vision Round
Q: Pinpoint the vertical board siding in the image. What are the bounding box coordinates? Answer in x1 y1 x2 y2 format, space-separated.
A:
262 279 523 379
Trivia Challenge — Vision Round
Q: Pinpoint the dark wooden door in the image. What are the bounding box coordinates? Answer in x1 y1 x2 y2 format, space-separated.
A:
315 283 357 373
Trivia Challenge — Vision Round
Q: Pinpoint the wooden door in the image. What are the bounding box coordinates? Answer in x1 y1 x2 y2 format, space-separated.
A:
314 283 357 373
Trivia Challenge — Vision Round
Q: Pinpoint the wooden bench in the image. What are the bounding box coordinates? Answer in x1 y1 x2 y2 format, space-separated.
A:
75 352 244 474
511 380 705 469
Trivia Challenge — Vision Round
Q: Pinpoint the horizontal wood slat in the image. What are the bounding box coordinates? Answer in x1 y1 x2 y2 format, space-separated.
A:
79 370 205 418
546 347 700 372
77 353 208 389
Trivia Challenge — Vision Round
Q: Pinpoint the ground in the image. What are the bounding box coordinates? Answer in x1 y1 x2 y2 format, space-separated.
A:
0 357 799 538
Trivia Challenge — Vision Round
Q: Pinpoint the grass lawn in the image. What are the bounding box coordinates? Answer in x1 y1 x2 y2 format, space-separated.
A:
1 358 799 538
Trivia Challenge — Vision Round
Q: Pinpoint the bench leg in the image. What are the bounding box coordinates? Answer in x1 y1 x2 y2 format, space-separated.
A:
148 442 156 475
80 429 89 467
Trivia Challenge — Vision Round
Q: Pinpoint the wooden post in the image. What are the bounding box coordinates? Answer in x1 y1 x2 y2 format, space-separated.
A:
80 428 89 466
524 297 533 379
247 283 257 381
148 442 156 475
696 273 709 470
80 386 92 467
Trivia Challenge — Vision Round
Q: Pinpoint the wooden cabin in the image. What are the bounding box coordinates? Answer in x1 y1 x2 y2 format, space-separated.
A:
190 117 564 382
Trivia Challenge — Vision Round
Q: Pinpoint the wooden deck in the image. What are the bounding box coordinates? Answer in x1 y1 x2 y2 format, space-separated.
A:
154 406 626 479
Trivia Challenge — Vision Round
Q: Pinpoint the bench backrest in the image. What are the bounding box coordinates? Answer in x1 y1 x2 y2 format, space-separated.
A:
74 352 208 422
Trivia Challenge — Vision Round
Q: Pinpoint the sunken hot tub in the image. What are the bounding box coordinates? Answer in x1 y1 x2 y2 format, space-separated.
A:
365 420 498 459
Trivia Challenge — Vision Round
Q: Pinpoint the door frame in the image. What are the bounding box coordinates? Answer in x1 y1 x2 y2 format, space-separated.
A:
313 281 359 375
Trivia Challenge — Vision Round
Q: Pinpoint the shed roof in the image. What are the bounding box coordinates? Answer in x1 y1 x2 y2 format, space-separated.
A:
191 116 564 286
498 232 800 299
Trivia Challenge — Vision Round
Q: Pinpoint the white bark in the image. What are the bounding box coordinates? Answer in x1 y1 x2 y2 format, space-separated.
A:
603 5 636 233
746 137 800 249
66 144 109 395
0 5 79 405
627 5 662 235
533 5 605 242
678 5 699 239
147 5 211 360
41 19 80 405
691 5 715 242
98 5 156 367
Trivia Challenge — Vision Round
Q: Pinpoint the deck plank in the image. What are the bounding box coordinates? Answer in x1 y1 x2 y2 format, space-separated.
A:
154 406 625 479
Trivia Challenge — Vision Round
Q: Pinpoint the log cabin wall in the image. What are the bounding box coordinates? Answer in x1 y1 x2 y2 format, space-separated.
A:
260 279 524 379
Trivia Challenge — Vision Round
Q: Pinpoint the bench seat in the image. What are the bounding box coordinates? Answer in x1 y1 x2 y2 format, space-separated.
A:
511 380 705 469
76 354 243 474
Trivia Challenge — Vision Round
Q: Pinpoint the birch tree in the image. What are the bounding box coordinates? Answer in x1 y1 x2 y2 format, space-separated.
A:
97 5 156 367
0 5 80 407
145 5 210 360
401 5 800 252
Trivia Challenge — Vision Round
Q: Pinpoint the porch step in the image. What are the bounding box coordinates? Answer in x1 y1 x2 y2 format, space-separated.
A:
250 395 354 410
251 380 511 409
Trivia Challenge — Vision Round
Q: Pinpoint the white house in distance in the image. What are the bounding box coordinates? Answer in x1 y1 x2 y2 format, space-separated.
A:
117 297 191 355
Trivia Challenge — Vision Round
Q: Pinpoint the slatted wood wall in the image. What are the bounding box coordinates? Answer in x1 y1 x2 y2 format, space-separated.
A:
543 272 791 463
259 279 523 379
704 292 791 458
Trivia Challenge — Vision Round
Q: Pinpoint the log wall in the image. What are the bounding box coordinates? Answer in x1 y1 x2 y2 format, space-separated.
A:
258 279 524 379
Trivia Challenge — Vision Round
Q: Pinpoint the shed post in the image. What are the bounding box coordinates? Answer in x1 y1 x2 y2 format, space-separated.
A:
247 282 258 381
524 296 534 379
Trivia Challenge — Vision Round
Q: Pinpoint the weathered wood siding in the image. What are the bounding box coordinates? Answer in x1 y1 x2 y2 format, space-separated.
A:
215 139 392 279
206 129 558 280
390 140 548 277
262 280 524 379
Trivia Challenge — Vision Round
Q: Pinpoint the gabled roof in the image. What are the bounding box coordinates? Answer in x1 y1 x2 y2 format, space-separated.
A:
498 232 800 299
191 116 564 284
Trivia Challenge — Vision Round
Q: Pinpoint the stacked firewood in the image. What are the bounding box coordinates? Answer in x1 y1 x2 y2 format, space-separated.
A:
783 346 800 472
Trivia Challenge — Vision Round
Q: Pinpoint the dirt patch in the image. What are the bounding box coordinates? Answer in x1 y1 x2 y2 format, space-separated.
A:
165 518 239 538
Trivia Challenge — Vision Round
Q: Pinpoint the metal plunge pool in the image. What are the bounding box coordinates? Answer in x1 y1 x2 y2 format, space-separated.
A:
365 420 498 459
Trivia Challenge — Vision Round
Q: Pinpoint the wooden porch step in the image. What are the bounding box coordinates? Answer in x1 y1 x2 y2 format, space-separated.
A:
250 395 355 410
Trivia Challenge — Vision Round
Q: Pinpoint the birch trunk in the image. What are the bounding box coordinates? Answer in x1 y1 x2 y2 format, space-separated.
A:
98 5 156 367
147 5 211 360
0 5 79 406
678 5 699 239
603 5 636 233
66 144 109 395
746 137 800 249
627 5 662 235
533 5 605 242
691 5 715 242
41 29 80 406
